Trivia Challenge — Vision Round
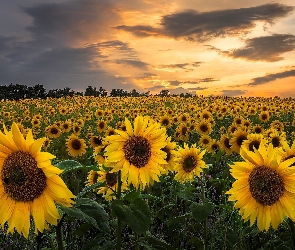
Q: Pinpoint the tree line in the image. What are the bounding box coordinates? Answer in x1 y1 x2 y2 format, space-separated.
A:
0 83 193 100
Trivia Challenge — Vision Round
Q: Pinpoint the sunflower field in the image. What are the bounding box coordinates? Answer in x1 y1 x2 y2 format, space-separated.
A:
1 95 295 250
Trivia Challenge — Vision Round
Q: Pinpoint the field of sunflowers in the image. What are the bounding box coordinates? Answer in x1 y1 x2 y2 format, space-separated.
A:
1 95 295 249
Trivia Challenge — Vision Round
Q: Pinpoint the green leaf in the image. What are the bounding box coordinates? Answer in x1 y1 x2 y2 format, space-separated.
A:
226 228 239 246
187 237 204 249
190 202 214 223
60 206 98 228
177 187 197 201
76 198 110 234
56 160 82 172
111 198 151 234
166 213 191 226
142 232 174 250
123 190 140 202
76 182 105 199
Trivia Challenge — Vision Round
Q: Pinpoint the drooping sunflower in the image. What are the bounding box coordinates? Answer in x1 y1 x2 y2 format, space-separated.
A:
0 123 75 238
226 144 295 231
207 139 220 154
65 134 87 157
104 116 167 189
174 143 207 183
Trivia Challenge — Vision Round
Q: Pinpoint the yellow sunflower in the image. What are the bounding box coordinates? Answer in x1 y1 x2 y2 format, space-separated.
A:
104 116 167 189
65 134 87 157
198 134 211 149
242 134 267 152
89 135 103 148
160 137 178 174
219 134 233 155
174 143 207 183
0 123 75 238
230 129 248 153
226 143 295 231
95 169 128 201
45 124 61 139
196 119 212 135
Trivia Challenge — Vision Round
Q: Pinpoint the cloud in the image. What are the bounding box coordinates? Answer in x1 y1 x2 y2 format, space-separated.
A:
105 59 149 69
187 87 207 90
214 34 295 62
249 69 295 86
115 3 294 41
169 80 181 86
221 89 248 96
196 78 219 83
23 0 121 47
157 62 201 70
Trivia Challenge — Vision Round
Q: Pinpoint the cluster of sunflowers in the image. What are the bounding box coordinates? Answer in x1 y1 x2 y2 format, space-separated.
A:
1 95 295 240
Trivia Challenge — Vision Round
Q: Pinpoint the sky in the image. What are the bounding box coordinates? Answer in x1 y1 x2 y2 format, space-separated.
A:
1 0 295 97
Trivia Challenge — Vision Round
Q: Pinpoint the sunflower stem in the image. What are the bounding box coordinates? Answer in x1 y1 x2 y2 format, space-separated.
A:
116 170 122 250
56 215 65 250
201 177 208 250
288 218 295 250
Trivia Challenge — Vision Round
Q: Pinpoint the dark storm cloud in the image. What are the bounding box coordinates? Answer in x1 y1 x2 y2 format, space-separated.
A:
214 34 295 62
115 3 294 42
23 0 121 46
221 90 248 96
249 69 295 86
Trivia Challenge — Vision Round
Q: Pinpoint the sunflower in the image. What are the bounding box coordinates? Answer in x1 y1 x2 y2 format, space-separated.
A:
252 125 264 134
226 143 295 231
259 111 270 123
230 129 248 153
268 131 286 148
279 141 295 167
242 134 267 152
160 137 178 174
42 137 51 151
159 115 171 128
93 142 111 166
207 139 220 154
104 116 167 189
174 143 207 183
196 119 212 135
31 118 41 128
61 121 71 133
65 134 87 157
219 134 233 155
89 135 103 148
177 124 189 141
106 127 116 137
72 123 82 136
95 169 128 201
45 124 61 139
198 134 211 148
97 120 107 133
0 123 75 238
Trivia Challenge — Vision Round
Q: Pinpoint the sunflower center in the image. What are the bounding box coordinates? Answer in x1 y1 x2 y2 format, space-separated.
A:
237 135 247 147
249 140 260 152
200 124 208 132
93 137 102 146
183 156 196 172
202 139 209 145
124 136 151 168
2 151 47 202
254 127 262 133
249 166 284 206
161 146 171 162
72 139 82 150
271 137 280 147
223 138 231 149
50 128 58 134
106 172 117 187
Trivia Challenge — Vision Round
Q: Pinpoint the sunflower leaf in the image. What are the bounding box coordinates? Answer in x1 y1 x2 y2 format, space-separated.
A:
60 206 98 229
75 198 110 234
111 198 151 235
76 182 105 199
56 160 83 173
190 202 214 223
